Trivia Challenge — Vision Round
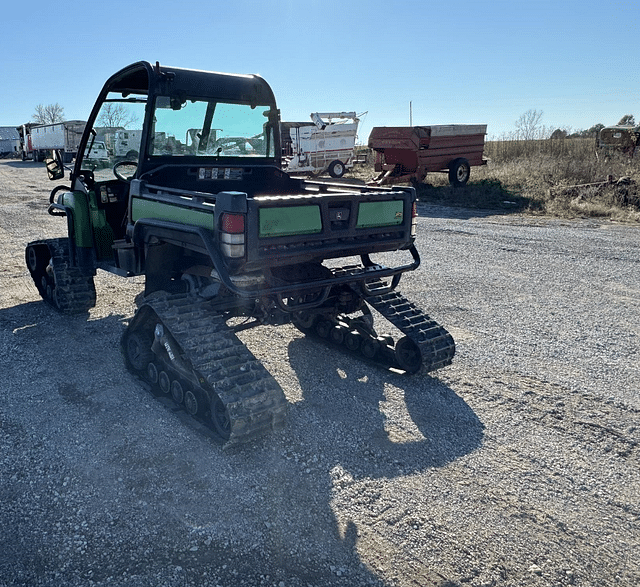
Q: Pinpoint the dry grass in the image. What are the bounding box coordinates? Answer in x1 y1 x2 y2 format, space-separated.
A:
350 140 640 222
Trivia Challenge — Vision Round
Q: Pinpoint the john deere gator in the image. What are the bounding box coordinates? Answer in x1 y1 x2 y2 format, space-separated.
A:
25 61 455 445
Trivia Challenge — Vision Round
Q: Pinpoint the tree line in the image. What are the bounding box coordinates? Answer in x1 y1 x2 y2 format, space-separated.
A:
511 109 636 141
31 103 137 128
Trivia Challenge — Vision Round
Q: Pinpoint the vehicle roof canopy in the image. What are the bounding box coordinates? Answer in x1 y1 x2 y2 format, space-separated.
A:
104 61 277 106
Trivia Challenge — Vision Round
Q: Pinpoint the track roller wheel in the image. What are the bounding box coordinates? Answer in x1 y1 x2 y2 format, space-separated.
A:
315 319 332 338
395 336 422 374
361 338 380 359
292 311 316 331
184 390 199 416
171 380 184 404
124 331 153 372
330 324 346 345
210 394 231 442
345 331 362 352
158 371 171 394
147 362 159 384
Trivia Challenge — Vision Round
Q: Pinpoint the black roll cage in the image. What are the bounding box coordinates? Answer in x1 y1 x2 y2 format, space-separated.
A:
71 61 281 188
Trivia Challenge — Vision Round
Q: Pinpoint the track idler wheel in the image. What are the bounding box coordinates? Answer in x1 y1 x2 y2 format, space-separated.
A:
210 394 231 443
26 245 42 273
394 336 422 374
292 311 316 332
123 331 154 372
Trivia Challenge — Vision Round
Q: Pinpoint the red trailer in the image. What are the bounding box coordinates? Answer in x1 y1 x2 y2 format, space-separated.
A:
368 124 487 186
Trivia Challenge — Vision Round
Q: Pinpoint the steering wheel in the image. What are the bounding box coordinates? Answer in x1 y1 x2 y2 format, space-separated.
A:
113 160 138 182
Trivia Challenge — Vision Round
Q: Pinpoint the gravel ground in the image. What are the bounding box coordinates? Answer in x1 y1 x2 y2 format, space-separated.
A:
1 159 639 587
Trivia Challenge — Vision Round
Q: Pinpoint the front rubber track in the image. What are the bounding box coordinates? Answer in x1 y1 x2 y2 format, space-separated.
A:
25 238 96 314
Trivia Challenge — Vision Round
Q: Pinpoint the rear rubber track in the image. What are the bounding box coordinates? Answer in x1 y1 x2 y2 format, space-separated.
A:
294 282 455 374
123 292 287 446
365 287 455 372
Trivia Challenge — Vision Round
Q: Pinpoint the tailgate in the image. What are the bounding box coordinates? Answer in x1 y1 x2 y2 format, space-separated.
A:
244 188 416 269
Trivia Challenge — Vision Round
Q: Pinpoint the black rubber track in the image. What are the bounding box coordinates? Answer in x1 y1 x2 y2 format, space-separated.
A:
123 292 287 446
294 284 455 374
366 289 455 373
25 238 96 314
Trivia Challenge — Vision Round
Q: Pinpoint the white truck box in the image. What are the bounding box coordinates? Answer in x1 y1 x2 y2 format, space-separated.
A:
282 112 359 178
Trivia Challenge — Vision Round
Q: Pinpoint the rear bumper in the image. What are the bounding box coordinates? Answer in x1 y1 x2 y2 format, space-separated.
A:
130 218 420 300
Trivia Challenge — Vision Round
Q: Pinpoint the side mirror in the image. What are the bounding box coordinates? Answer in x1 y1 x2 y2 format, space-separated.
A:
44 150 64 181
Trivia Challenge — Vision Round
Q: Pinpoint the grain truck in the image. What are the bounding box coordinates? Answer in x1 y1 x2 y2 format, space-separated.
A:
27 120 86 162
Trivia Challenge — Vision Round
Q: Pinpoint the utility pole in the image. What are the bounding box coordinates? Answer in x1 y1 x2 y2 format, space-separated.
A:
410 101 412 126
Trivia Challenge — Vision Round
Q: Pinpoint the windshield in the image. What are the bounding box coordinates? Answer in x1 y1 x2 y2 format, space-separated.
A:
81 91 277 182
83 91 147 181
150 97 275 158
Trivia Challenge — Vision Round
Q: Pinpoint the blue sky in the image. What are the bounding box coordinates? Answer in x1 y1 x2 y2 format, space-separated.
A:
1 0 638 142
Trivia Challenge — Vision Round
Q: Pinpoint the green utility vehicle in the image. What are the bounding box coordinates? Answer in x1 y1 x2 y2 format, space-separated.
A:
26 61 454 445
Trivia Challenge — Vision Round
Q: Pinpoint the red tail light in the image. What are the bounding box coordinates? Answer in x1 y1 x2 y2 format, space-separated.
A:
221 213 245 234
220 213 246 258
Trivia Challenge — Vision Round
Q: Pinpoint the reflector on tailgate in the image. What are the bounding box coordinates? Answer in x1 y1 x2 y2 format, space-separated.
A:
259 205 322 238
356 200 404 228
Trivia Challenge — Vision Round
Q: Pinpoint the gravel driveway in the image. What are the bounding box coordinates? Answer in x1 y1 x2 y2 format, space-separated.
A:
1 160 638 587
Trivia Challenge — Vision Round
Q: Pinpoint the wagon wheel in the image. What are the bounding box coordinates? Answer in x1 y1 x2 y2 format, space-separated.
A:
448 158 470 187
328 160 345 178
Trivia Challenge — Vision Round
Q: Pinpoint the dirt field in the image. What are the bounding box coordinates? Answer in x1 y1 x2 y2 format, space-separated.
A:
1 160 639 587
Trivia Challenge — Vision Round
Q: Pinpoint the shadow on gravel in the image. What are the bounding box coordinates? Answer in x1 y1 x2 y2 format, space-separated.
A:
287 336 484 478
1 159 47 169
281 336 485 584
0 301 127 389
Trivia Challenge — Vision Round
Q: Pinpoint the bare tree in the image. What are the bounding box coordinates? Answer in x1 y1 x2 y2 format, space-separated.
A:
586 123 605 137
33 103 65 124
514 109 544 140
617 114 636 126
97 103 139 129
